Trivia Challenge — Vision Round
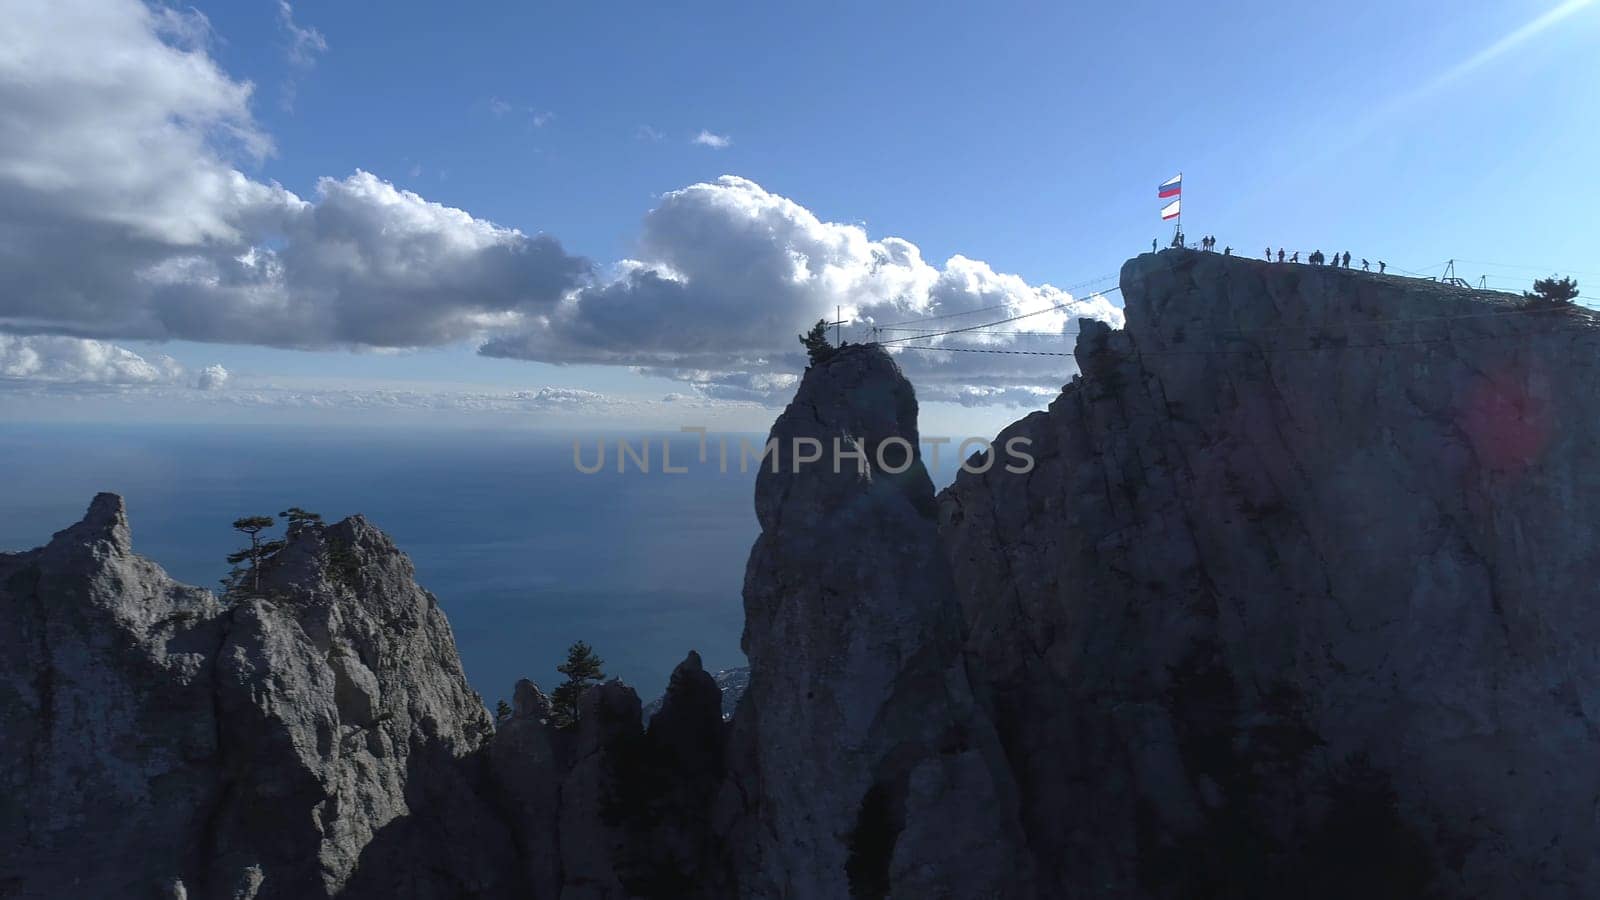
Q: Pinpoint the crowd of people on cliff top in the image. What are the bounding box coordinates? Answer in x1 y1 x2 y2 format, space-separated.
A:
1156 234 1386 274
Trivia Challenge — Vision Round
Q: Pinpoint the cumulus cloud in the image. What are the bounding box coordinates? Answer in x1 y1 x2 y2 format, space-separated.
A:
482 176 1122 405
635 368 801 404
195 364 230 391
0 335 184 385
692 130 731 149
0 0 590 349
0 0 1120 409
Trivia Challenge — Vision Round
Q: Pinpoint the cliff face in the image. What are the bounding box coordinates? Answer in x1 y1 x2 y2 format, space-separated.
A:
940 250 1600 897
0 495 520 899
0 495 726 900
722 345 1031 898
1 495 226 899
5 249 1599 899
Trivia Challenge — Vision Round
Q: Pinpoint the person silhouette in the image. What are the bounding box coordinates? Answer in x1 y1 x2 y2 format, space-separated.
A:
1291 251 1300 263
1342 251 1351 268
1265 247 1272 260
1278 249 1285 263
1361 258 1370 271
1153 238 1158 252
1378 261 1387 274
1223 246 1232 256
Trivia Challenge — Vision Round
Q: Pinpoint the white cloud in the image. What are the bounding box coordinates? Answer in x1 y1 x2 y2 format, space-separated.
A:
692 130 731 149
0 373 776 430
278 1 326 67
635 368 802 405
276 0 326 109
0 0 590 348
0 334 183 384
488 97 512 117
482 176 1122 405
0 0 1120 409
208 384 638 414
636 125 665 142
531 111 554 128
195 363 230 390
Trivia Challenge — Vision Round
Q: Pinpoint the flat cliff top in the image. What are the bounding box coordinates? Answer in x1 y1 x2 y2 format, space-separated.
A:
1102 249 1598 360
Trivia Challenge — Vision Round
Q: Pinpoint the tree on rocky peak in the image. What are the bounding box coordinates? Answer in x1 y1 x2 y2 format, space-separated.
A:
494 698 512 722
799 319 836 366
551 640 607 727
227 515 276 595
280 507 324 536
1524 275 1579 307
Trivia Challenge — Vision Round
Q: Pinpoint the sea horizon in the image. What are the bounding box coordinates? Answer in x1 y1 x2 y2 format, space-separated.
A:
2 419 980 704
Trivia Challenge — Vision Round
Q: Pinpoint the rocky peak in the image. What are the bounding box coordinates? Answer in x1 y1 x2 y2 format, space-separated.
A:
2 494 516 899
512 676 554 721
752 343 937 531
730 341 1032 898
42 490 133 559
642 664 748 722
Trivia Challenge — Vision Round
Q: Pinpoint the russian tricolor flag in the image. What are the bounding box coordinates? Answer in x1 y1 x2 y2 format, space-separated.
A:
1158 174 1182 198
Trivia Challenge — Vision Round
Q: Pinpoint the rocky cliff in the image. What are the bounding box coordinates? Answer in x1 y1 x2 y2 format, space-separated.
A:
941 250 1600 897
5 248 1598 898
0 495 521 899
718 343 1032 898
0 495 729 900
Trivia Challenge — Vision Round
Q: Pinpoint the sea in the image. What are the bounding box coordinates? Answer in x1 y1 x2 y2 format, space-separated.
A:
0 422 980 704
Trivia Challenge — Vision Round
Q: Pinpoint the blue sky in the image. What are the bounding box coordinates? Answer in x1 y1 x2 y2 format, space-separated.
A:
1 0 1597 436
211 0 1600 270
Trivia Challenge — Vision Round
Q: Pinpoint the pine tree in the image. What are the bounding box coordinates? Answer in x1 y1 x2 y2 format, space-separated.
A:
280 507 324 536
551 640 606 727
495 698 512 722
799 318 835 366
1524 275 1579 307
228 516 276 595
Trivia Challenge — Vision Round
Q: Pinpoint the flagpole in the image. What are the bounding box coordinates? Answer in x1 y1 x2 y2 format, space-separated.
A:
1175 170 1182 246
1158 173 1182 245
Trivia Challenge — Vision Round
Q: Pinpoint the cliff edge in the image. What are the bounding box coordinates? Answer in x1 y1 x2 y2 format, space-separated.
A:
941 249 1600 896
